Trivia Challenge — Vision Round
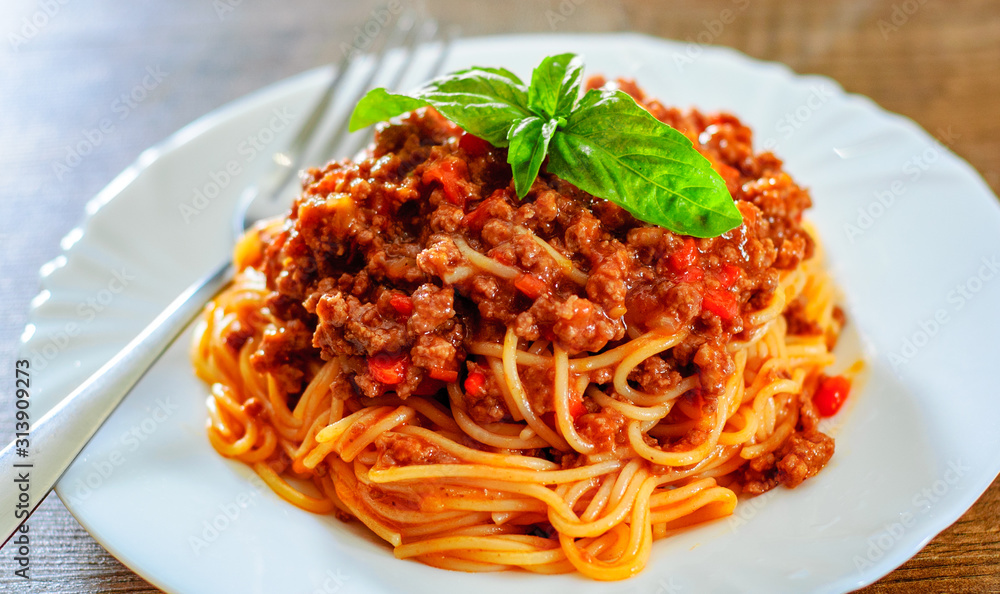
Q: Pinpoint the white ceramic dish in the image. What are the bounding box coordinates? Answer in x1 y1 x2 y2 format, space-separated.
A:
22 33 1000 593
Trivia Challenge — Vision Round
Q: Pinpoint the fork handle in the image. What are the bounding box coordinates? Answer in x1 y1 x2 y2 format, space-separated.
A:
0 260 233 548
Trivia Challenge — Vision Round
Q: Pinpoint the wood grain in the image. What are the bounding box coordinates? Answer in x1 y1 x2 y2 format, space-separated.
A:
0 0 996 591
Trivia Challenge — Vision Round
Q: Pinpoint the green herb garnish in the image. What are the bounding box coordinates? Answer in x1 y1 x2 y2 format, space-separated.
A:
349 53 742 237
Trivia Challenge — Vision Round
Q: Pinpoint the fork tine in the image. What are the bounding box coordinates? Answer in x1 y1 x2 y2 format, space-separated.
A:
235 27 374 236
383 18 437 93
250 45 355 208
335 20 456 160
239 11 455 237
318 11 420 161
237 12 419 235
424 25 457 86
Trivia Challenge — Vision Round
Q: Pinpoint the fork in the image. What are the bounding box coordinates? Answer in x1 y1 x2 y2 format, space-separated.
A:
0 13 452 547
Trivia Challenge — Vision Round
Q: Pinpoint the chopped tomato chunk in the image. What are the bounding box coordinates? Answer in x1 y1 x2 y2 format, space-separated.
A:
422 157 469 206
674 265 704 283
464 371 487 396
814 375 851 417
428 367 459 383
514 274 547 299
567 394 586 418
368 352 409 385
462 190 508 230
717 264 741 288
388 293 413 317
668 238 698 273
459 132 492 157
702 288 738 321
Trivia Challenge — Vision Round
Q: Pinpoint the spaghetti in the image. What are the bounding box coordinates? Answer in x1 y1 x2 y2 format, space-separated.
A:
191 79 850 580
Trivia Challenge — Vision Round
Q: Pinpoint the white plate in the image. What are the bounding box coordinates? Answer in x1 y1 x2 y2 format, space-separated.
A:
23 33 1000 594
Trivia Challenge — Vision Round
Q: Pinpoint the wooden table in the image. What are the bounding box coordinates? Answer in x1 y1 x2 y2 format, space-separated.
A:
1 0 997 591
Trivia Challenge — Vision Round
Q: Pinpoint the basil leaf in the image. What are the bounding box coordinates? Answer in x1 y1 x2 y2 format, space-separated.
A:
348 88 430 132
527 53 584 119
349 68 531 147
507 116 558 199
470 66 525 86
349 53 742 238
547 88 741 237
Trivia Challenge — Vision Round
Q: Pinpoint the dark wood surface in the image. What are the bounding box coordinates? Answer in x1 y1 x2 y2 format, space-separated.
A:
1 0 997 591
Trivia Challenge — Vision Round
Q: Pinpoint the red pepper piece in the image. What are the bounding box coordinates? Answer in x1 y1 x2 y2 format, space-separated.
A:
368 352 409 385
422 157 470 206
814 375 851 417
702 288 738 321
668 238 698 273
675 266 704 283
717 264 742 288
514 274 547 299
428 368 459 383
459 132 492 157
388 293 413 317
464 371 487 396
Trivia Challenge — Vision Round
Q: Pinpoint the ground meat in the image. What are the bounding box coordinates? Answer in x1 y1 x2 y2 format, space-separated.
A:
249 318 315 393
310 290 408 357
576 409 628 452
344 301 408 355
410 334 458 375
374 433 460 467
223 320 254 352
520 365 556 415
250 83 834 485
463 362 508 423
585 245 630 313
409 284 455 335
548 295 623 354
628 355 682 394
693 341 735 395
625 280 702 337
740 429 835 495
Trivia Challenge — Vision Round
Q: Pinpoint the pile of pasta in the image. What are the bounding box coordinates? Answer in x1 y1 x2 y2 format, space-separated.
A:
191 223 841 580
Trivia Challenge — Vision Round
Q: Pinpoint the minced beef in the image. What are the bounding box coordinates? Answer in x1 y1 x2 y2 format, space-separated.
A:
249 77 834 488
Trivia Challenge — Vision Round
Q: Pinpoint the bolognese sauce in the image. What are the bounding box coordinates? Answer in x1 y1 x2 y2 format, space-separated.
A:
248 78 836 491
194 76 849 579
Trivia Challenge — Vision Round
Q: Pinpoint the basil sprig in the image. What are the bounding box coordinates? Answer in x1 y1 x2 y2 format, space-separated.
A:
349 53 742 237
